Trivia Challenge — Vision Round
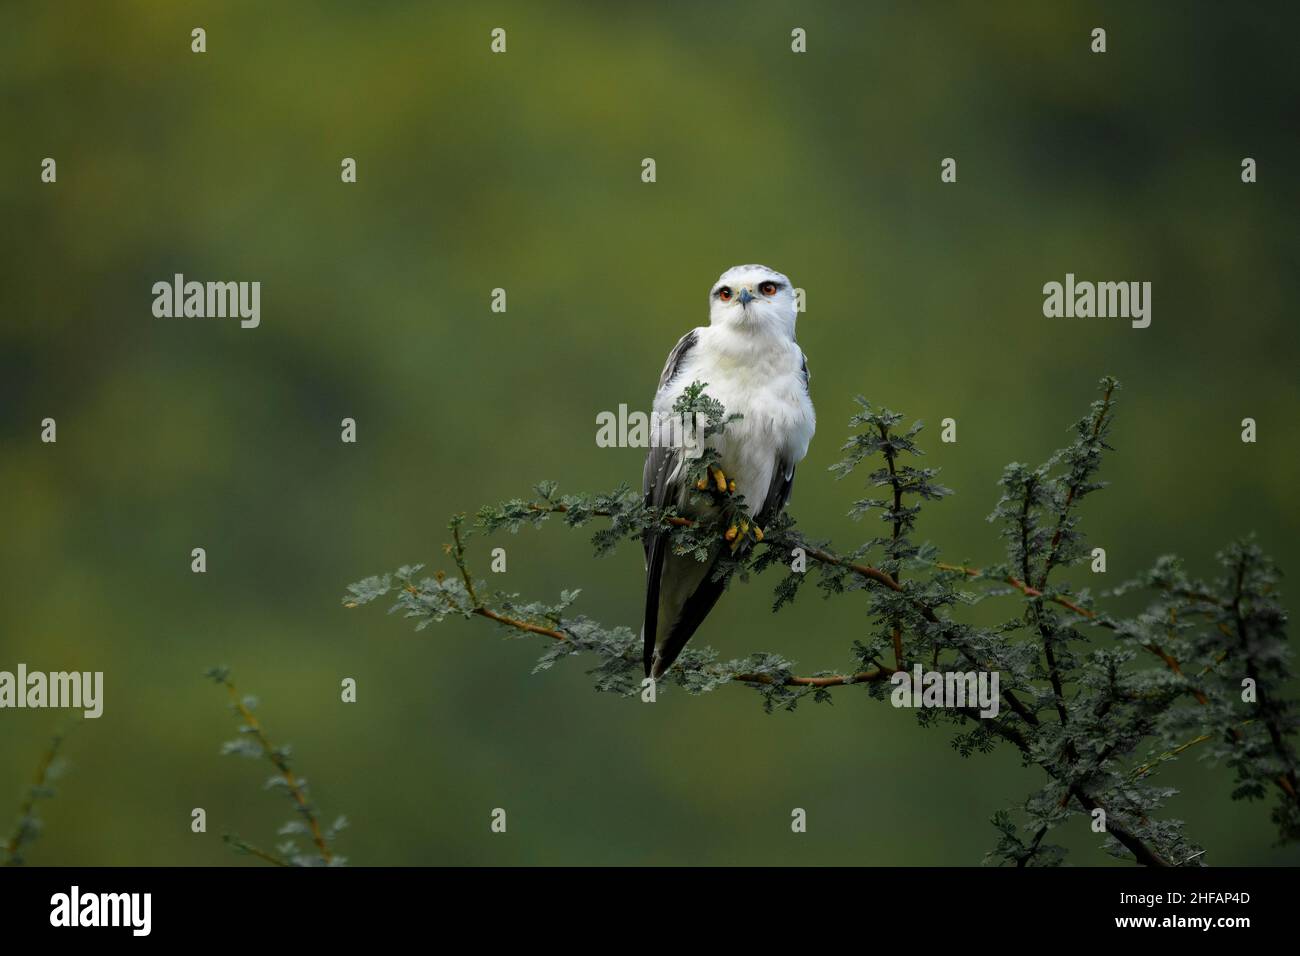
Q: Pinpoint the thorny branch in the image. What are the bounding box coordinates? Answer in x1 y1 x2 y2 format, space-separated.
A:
345 377 1298 866
207 670 337 866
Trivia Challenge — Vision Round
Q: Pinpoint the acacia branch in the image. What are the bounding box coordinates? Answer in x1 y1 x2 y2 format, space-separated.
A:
1032 383 1115 727
938 562 1208 697
223 834 290 867
215 676 332 865
509 496 1270 858
1229 556 1300 803
521 500 1042 724
1017 475 1070 727
881 422 906 669
1131 731 1219 780
441 507 1177 864
1040 378 1116 582
2 731 66 866
942 554 1299 811
350 375 1300 865
937 563 1094 617
444 517 894 689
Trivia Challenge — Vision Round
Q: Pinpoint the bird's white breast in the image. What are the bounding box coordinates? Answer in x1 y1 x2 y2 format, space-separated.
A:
653 325 815 516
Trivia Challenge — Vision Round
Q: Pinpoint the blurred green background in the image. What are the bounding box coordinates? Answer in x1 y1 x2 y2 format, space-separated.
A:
2 1 1298 866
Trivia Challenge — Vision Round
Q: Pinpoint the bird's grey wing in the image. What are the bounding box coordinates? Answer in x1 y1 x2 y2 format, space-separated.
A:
642 332 698 503
642 330 699 674
755 460 796 530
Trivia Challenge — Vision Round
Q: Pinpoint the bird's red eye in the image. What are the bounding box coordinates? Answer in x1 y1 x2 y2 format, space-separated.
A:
717 287 732 301
760 281 777 296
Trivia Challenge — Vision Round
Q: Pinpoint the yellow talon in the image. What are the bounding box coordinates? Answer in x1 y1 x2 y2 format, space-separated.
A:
753 525 764 542
727 479 737 493
696 476 708 491
713 467 728 494
728 522 750 553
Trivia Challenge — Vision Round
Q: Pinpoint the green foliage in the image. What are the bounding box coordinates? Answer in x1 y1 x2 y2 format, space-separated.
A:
206 667 346 867
1107 539 1299 844
834 399 951 570
347 376 1298 866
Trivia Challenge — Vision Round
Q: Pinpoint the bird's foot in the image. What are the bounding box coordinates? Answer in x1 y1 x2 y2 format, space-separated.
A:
724 520 764 552
726 520 754 552
696 465 731 495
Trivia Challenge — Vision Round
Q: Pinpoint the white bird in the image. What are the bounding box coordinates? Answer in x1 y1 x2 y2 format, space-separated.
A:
642 264 816 679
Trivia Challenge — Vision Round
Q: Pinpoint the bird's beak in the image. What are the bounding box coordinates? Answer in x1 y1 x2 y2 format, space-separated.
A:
738 287 755 306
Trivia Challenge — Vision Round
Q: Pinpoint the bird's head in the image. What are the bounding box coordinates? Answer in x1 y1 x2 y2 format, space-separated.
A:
708 264 797 337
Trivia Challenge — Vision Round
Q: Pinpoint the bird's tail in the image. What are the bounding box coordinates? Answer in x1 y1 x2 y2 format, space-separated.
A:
643 545 728 680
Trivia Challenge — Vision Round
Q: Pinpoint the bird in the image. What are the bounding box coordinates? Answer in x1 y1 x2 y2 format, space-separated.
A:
641 264 815 680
